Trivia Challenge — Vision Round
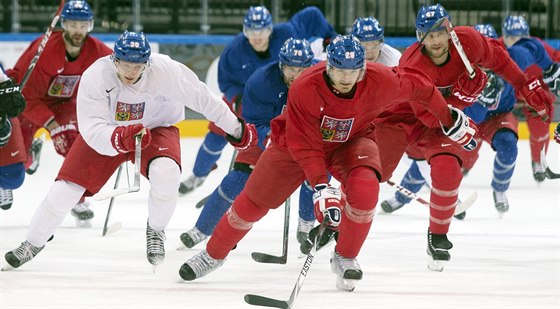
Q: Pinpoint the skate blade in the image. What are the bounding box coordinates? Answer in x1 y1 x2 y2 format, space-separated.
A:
1 263 15 271
427 258 448 272
152 264 158 273
75 218 92 228
336 277 358 292
177 242 188 251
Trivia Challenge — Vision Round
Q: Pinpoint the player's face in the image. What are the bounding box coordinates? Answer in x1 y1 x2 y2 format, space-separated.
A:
423 29 450 64
244 28 272 52
503 35 522 48
62 20 91 47
114 59 147 85
362 40 382 62
328 67 362 94
281 65 307 87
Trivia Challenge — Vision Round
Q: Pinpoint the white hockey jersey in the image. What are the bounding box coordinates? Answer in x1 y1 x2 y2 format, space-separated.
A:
377 43 402 67
77 53 242 156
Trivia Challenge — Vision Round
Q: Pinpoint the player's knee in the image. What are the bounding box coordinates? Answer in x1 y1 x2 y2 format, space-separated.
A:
492 130 518 153
231 190 269 224
430 155 462 189
0 163 25 189
344 167 379 212
149 157 181 199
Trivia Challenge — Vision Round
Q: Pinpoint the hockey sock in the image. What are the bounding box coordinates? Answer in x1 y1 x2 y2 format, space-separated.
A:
429 155 462 234
396 160 426 205
192 131 228 177
336 167 378 258
147 157 181 230
196 170 249 235
27 180 86 247
0 163 25 189
491 130 517 192
207 190 269 259
526 110 550 162
298 182 316 221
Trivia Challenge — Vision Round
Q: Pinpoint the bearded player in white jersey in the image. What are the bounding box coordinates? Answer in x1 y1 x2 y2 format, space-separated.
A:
3 30 257 271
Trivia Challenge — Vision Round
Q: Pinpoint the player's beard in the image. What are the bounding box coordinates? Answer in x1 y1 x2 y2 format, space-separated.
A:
64 32 87 48
426 44 449 63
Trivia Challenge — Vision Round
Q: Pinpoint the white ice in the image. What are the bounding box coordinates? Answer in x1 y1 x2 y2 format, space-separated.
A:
1 138 559 309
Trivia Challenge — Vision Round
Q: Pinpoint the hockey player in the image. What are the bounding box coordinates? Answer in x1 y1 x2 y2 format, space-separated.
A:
178 35 478 291
381 23 559 219
0 68 27 210
500 15 560 183
179 5 337 194
351 16 401 66
2 31 257 271
179 38 318 251
4 0 112 222
555 122 560 144
375 4 553 271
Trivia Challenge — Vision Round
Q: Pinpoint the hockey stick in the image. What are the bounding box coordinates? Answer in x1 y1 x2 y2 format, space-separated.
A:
251 197 291 264
93 129 146 201
540 146 560 179
440 17 476 78
245 222 326 309
195 149 238 208
101 164 124 236
386 180 477 215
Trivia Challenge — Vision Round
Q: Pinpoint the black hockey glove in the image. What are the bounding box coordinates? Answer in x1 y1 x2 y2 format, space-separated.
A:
0 78 26 118
477 72 504 108
543 62 560 96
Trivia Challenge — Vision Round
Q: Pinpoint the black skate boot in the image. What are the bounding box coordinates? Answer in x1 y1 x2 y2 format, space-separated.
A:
3 241 44 270
178 227 208 250
380 197 405 213
146 222 166 268
179 250 224 281
0 188 13 210
300 224 338 255
330 251 363 292
178 164 218 195
532 161 546 183
493 190 509 218
71 201 94 227
426 229 453 272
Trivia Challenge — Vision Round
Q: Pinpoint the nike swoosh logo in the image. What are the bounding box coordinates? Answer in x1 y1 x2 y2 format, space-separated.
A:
500 122 510 125
57 67 64 74
441 143 452 147
158 147 168 151
358 155 368 159
11 151 19 156
105 87 116 93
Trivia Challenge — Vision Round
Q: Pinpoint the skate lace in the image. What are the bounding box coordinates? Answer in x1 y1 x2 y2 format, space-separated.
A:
332 252 360 275
297 218 315 234
14 241 43 263
186 227 207 244
188 250 223 277
0 188 13 205
146 226 166 255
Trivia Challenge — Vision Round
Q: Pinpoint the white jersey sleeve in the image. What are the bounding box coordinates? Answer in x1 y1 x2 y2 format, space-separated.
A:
377 44 402 67
77 54 242 156
0 69 8 82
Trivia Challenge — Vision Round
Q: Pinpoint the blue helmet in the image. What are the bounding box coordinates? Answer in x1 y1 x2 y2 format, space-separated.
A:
243 6 272 30
474 24 498 39
351 17 384 42
415 4 449 37
61 0 94 21
502 15 529 37
326 35 365 70
279 38 314 68
113 31 151 63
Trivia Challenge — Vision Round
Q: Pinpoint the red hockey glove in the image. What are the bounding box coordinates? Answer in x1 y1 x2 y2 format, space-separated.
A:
49 123 78 157
225 118 257 151
111 124 151 154
441 106 478 151
452 66 488 105
0 78 26 118
554 122 560 144
312 184 343 229
516 77 553 121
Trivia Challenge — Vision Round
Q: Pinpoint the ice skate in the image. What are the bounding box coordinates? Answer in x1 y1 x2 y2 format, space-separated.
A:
179 250 224 281
493 190 509 218
178 174 207 195
177 227 208 250
296 218 315 245
3 241 44 270
26 137 44 175
71 201 94 228
532 161 546 183
146 222 166 270
426 229 453 272
380 196 405 213
299 225 337 255
0 188 13 210
330 251 363 292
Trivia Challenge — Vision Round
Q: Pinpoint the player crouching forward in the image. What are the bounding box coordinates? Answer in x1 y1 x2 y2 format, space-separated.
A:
178 35 477 291
3 30 257 271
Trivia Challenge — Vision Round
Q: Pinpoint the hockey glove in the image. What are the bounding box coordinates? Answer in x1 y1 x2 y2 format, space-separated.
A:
516 77 553 121
554 122 560 145
312 184 343 229
441 106 478 151
452 66 488 105
477 71 504 109
111 123 151 154
49 123 79 157
0 78 26 118
225 118 257 151
543 62 560 96
0 118 12 147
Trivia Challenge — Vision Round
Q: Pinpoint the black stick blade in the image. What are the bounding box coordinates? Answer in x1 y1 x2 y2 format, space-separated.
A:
244 294 290 309
195 195 210 208
546 167 560 179
251 252 287 264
